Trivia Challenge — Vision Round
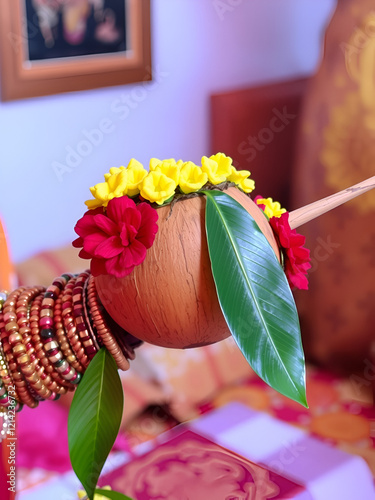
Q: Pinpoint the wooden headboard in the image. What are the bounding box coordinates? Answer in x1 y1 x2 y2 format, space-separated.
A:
210 77 309 208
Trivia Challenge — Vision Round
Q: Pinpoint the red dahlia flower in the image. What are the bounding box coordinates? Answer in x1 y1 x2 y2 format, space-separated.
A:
269 212 311 290
73 196 158 278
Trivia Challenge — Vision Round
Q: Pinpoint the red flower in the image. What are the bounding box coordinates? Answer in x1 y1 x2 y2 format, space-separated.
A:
269 213 311 290
73 196 158 278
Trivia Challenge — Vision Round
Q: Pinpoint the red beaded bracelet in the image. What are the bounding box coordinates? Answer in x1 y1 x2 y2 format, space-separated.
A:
61 275 88 371
87 275 130 371
30 291 71 394
72 271 98 361
2 288 38 408
54 294 82 374
11 287 59 402
40 275 81 386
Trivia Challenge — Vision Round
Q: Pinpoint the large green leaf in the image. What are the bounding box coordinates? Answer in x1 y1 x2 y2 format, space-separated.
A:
203 190 307 407
68 348 124 500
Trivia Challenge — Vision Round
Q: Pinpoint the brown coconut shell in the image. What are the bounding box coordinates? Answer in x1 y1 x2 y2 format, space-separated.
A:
95 187 280 349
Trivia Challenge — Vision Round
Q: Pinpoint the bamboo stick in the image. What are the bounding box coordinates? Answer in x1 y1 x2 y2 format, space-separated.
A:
289 175 375 230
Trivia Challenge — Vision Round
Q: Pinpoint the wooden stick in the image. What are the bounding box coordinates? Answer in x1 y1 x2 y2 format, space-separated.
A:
289 175 375 230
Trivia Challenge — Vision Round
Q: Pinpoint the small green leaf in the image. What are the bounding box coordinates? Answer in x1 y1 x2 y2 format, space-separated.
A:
95 488 134 500
68 348 124 500
204 191 307 407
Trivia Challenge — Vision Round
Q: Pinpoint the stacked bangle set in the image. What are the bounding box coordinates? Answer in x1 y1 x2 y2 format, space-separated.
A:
0 271 140 439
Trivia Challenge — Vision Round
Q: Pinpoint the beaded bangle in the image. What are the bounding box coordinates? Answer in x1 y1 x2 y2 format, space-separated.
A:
87 275 129 371
40 275 81 386
30 291 70 394
7 287 51 405
0 291 15 397
72 271 98 361
2 288 38 408
61 275 88 371
104 311 137 362
54 294 82 373
82 276 102 351
10 286 59 402
18 287 66 401
0 320 18 406
2 289 36 408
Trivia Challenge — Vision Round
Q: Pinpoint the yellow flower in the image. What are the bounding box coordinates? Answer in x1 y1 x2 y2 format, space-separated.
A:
201 153 233 184
239 177 255 193
154 160 182 186
228 167 255 193
126 159 148 197
103 166 124 181
85 159 148 208
85 167 128 209
149 158 180 171
127 158 144 171
256 197 286 218
78 485 111 499
140 171 177 205
179 161 208 194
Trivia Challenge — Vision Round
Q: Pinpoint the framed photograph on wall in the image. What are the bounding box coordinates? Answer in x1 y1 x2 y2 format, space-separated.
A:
0 0 151 101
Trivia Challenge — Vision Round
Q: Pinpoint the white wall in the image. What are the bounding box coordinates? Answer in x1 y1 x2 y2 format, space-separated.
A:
0 0 336 263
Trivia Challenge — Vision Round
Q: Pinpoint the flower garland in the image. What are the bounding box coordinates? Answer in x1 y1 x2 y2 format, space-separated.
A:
84 153 255 209
254 195 311 290
269 213 311 290
74 153 311 289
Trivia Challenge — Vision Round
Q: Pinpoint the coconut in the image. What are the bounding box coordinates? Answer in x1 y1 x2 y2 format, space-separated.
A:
95 187 280 349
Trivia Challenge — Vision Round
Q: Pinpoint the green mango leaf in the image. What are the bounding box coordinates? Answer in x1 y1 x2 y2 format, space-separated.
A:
203 190 307 407
68 348 124 500
95 488 134 500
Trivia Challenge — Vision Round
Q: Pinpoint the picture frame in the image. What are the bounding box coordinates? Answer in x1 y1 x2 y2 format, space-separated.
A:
0 0 151 101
